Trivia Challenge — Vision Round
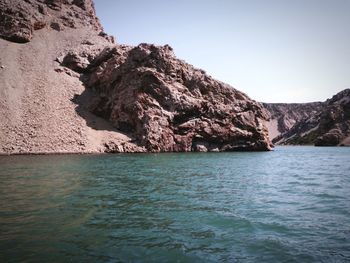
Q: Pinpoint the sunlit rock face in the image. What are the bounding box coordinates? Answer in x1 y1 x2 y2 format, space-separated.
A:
74 43 272 152
0 0 272 153
0 0 106 43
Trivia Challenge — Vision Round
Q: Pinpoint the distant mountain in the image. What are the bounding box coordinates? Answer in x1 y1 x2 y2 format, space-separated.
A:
0 0 271 154
264 89 350 146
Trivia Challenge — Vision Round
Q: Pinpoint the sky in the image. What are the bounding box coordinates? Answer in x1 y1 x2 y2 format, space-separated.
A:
94 0 350 103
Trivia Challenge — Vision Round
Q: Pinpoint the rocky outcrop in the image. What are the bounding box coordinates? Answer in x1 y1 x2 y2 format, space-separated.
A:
0 0 271 154
69 43 271 152
263 102 323 144
264 89 350 146
314 89 350 146
0 0 110 43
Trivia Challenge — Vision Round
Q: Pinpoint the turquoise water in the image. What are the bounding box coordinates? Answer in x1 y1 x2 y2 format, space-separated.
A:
0 146 350 262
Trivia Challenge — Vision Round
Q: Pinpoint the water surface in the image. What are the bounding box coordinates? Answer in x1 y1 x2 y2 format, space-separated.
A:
0 146 350 262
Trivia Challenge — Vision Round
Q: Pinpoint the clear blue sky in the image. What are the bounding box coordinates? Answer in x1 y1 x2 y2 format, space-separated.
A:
94 0 350 103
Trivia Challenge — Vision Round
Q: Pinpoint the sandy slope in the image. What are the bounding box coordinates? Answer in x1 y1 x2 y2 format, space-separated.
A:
0 28 135 154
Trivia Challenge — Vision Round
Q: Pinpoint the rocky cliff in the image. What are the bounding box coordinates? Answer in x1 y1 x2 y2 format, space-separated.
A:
263 102 323 143
0 0 271 154
0 0 105 43
264 89 350 146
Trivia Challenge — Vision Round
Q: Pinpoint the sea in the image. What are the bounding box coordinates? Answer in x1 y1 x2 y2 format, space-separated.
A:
0 146 349 262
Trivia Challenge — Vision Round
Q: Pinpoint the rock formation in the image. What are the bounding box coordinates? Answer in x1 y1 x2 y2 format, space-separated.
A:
264 89 350 146
0 0 271 154
0 0 105 43
263 102 323 143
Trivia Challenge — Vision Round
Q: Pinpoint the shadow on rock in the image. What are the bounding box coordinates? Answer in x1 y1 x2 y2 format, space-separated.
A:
71 88 119 133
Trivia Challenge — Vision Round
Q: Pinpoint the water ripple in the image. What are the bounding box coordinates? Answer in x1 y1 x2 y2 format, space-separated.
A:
0 147 349 262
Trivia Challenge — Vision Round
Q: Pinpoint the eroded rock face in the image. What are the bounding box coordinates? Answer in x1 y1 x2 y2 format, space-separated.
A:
0 1 33 43
264 89 350 146
0 0 110 43
263 102 323 139
314 89 350 146
65 43 272 152
0 0 272 153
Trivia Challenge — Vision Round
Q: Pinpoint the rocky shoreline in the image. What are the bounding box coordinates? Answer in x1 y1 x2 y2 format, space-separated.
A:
1 0 349 154
0 0 272 154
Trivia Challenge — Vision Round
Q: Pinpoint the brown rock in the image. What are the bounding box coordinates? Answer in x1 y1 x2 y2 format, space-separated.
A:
45 0 63 11
0 6 33 43
263 102 323 143
98 31 115 44
50 22 61 31
61 51 88 72
0 0 105 43
264 89 350 146
0 0 272 154
33 21 46 30
78 43 272 152
315 130 342 146
38 4 47 15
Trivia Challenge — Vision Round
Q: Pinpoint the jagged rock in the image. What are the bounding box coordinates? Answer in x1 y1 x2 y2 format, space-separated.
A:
98 31 115 43
103 141 124 153
45 0 63 11
50 21 61 31
263 102 323 141
38 4 47 15
314 90 350 146
315 130 342 146
79 43 272 152
0 0 104 43
54 67 80 78
193 142 209 152
81 40 94 45
58 44 116 73
0 0 272 154
0 5 33 43
61 51 89 72
33 21 46 30
264 89 350 146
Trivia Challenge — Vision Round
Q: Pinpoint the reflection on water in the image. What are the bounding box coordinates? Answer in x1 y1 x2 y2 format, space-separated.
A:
0 147 350 262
